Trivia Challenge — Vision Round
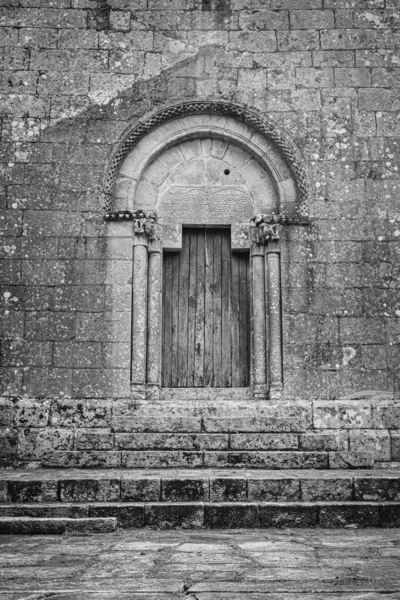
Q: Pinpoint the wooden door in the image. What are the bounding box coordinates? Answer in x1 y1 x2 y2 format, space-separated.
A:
162 227 250 387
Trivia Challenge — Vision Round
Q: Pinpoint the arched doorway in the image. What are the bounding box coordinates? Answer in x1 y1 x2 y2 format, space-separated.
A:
104 102 308 400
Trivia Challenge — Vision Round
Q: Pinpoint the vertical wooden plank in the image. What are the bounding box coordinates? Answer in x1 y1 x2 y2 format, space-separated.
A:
187 230 197 387
162 254 172 387
239 253 250 386
213 230 223 387
221 229 231 387
170 251 180 387
231 251 240 387
177 229 189 387
204 228 214 387
194 229 205 387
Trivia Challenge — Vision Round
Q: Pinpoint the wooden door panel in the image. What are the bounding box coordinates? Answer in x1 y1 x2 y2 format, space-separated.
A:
162 228 249 387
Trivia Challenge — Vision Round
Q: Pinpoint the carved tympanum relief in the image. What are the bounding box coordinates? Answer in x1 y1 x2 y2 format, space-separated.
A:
135 138 278 225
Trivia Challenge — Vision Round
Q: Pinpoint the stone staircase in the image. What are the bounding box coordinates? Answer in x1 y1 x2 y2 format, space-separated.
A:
1 389 399 532
1 468 400 532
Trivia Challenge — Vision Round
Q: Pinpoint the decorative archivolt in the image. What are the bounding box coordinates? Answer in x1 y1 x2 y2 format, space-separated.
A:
102 100 309 217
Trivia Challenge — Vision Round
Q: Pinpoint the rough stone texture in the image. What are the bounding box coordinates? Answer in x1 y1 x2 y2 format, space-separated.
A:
145 503 204 529
259 503 318 528
0 1 400 467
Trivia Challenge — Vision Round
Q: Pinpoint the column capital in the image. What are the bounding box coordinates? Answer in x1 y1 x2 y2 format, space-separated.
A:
251 212 310 245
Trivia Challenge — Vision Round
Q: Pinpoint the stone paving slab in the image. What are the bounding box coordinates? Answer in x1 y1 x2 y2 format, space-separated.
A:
0 529 400 597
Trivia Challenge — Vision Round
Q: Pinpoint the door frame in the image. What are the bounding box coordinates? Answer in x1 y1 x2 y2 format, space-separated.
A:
129 217 283 401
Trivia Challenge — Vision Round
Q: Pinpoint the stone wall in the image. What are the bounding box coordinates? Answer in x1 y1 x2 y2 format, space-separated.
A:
0 0 399 466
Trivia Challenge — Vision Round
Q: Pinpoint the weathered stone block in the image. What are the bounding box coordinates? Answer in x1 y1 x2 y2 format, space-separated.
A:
373 401 400 430
41 451 122 468
89 503 144 528
162 478 208 502
8 480 58 503
230 433 298 450
329 451 374 469
349 430 391 462
248 477 300 502
115 433 227 450
260 503 317 528
0 481 8 503
299 431 348 452
204 451 328 469
392 432 400 461
121 476 160 502
205 503 259 529
301 476 353 501
60 479 120 502
229 31 277 53
50 399 112 428
210 477 247 502
0 398 15 427
354 476 400 501
17 428 73 461
0 428 17 466
0 504 89 518
145 503 204 529
203 416 309 433
313 400 373 429
121 451 203 468
290 9 334 29
14 399 50 428
75 429 114 451
112 416 202 433
319 504 379 528
379 504 400 528
277 30 319 52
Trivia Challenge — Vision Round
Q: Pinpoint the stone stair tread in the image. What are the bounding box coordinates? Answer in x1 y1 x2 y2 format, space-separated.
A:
0 516 117 534
1 467 400 480
1 503 398 530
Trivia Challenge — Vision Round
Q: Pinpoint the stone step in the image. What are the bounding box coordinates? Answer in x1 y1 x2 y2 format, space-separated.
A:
40 450 376 469
1 468 400 503
0 503 399 530
0 516 117 534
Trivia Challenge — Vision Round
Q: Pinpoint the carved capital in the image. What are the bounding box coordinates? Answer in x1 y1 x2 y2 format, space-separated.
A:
106 209 159 241
251 212 310 244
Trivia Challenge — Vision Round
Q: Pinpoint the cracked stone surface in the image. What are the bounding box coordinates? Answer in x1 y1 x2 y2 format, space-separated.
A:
1 529 400 597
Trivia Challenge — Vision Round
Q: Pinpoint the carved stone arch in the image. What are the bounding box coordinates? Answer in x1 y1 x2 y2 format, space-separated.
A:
103 100 309 217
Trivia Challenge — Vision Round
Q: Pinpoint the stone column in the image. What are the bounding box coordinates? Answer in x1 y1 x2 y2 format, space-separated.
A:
266 240 283 396
131 226 149 386
250 230 267 399
146 225 163 395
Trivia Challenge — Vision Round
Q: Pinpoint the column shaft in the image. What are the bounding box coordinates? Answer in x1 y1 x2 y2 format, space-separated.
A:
267 247 283 390
146 241 162 387
251 246 267 393
131 233 148 385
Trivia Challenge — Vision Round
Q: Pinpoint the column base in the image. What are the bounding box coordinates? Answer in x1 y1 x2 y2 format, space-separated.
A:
252 384 268 400
269 383 283 401
130 383 147 401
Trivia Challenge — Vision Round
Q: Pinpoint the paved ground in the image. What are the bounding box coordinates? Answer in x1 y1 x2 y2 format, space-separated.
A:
0 529 400 599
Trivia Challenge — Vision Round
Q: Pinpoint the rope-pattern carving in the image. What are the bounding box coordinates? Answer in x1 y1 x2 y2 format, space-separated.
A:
103 101 309 214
